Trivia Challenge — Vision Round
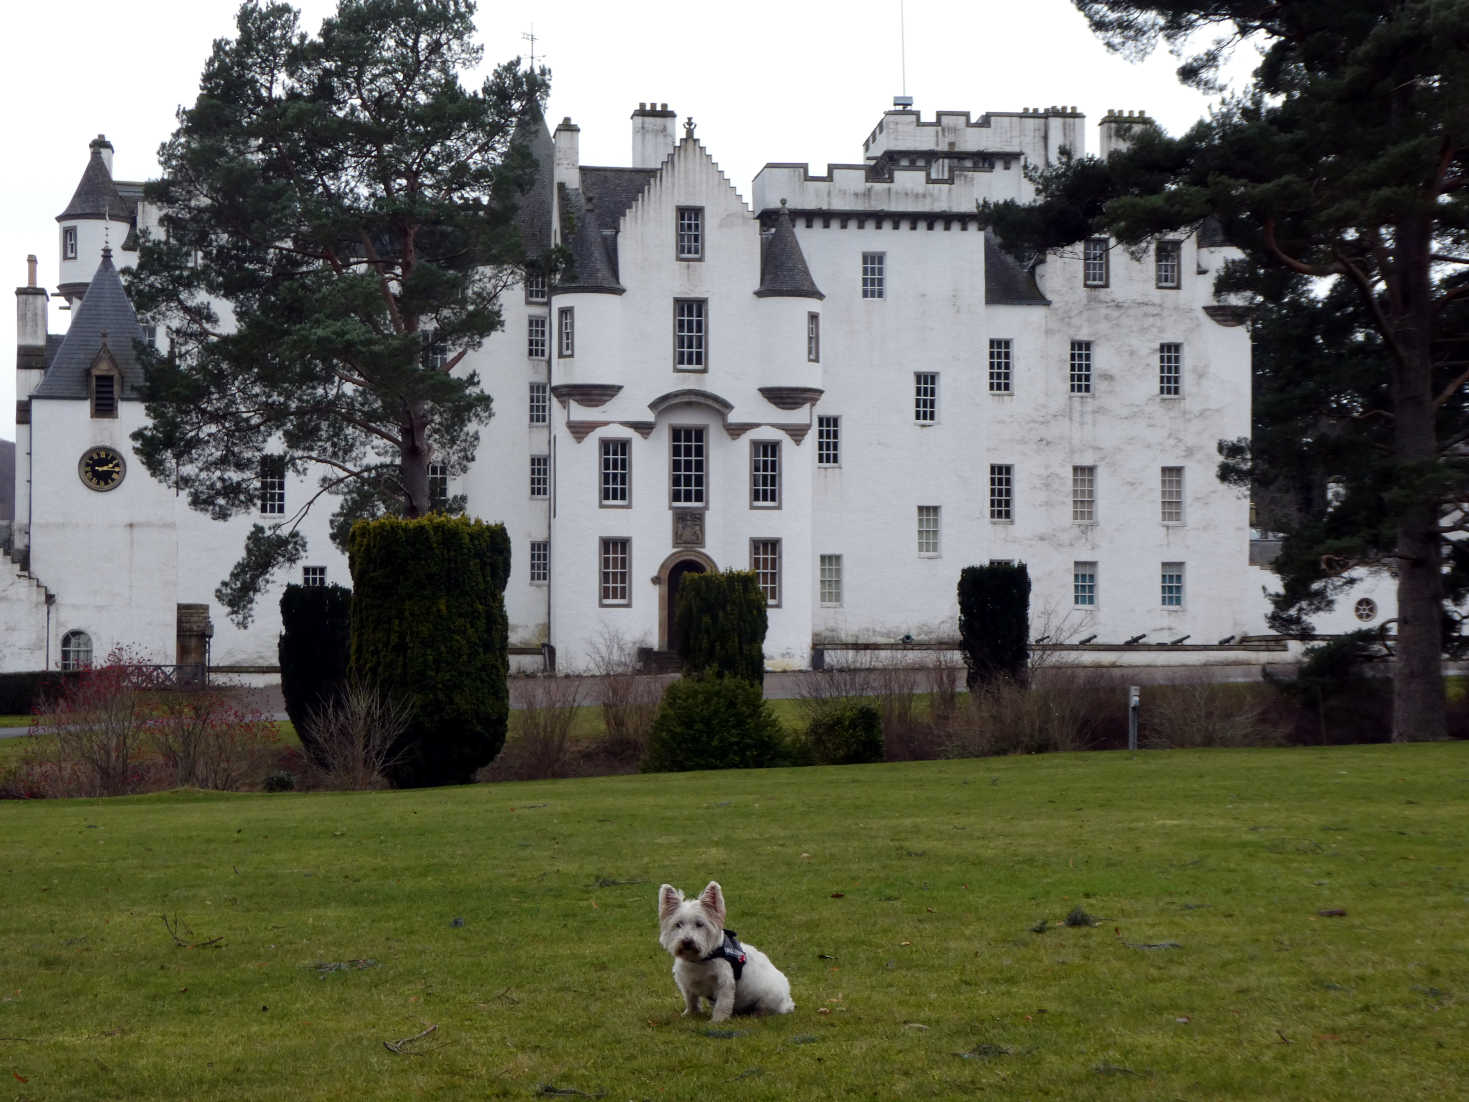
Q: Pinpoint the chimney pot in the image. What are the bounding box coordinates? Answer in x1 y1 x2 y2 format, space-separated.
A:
27 254 37 287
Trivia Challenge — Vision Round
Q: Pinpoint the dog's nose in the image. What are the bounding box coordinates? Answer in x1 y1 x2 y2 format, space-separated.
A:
679 939 697 953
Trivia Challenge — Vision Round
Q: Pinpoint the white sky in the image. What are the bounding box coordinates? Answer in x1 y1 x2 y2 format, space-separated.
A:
0 0 1253 443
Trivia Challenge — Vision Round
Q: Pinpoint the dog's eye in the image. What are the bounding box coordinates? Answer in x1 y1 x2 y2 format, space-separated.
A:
693 919 703 928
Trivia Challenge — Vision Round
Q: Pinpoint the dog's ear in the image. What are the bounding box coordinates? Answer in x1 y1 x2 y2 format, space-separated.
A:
699 881 726 928
658 884 683 920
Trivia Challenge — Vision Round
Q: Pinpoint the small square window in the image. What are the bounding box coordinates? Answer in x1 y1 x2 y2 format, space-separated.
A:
599 538 630 606
750 440 781 508
600 439 630 507
525 271 548 302
302 565 326 587
862 252 886 299
529 539 549 584
557 307 574 357
1073 561 1097 608
989 464 1013 522
1159 342 1182 396
750 539 781 606
1155 241 1181 288
674 299 707 370
1069 340 1093 395
807 312 820 362
819 554 842 606
1072 465 1096 523
259 455 286 515
428 461 448 509
914 372 938 424
530 454 549 499
1161 562 1185 608
988 338 1013 394
917 505 941 555
529 380 549 424
1161 466 1184 523
527 315 547 359
1083 237 1109 287
677 207 704 260
817 415 840 467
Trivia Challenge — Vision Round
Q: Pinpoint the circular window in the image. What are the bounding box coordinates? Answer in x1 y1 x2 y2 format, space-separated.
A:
1354 598 1377 623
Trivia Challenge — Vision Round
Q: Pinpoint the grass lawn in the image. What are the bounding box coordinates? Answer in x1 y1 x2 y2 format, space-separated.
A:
1 744 1466 1100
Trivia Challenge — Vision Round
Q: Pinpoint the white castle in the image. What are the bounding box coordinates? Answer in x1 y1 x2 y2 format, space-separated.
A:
5 104 1379 676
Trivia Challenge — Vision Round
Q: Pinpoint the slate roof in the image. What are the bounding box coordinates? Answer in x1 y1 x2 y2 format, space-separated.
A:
57 147 134 223
1196 215 1229 248
32 249 148 401
984 231 1049 306
557 167 657 294
756 206 823 299
513 108 556 258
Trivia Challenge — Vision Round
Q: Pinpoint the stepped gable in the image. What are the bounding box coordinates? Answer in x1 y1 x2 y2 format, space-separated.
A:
756 204 824 300
983 231 1049 306
557 166 657 293
513 106 556 257
32 249 148 401
57 144 133 223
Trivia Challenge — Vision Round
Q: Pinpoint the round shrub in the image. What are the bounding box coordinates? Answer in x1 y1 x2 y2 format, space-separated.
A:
642 674 789 773
805 704 884 765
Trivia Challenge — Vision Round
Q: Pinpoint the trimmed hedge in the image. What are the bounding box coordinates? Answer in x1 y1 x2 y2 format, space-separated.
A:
278 582 353 768
805 704 884 765
0 670 72 716
642 674 789 773
347 515 511 787
957 562 1031 689
673 570 768 684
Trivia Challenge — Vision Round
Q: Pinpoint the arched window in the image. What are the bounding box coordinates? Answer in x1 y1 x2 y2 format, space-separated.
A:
60 630 93 671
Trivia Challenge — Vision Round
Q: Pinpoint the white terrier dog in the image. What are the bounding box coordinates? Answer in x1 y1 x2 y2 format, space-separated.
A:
657 881 795 1022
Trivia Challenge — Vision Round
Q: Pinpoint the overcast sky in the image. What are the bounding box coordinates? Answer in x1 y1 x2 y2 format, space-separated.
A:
0 0 1255 443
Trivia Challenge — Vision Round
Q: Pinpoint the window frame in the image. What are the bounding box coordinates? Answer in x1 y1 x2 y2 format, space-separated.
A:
1072 465 1096 524
599 537 631 607
90 368 119 419
861 251 886 299
528 380 550 424
599 437 631 508
750 538 782 607
529 453 549 499
1073 561 1098 608
988 464 1014 522
1159 342 1183 397
1069 340 1093 395
420 330 448 371
816 415 841 467
1155 240 1182 289
1161 466 1185 524
302 565 327 588
988 337 1013 394
676 206 705 261
527 315 548 360
807 312 820 363
669 425 707 508
528 539 549 584
557 306 574 358
819 553 843 607
259 455 286 516
914 371 938 425
428 461 448 509
750 439 781 509
916 504 941 556
1083 237 1109 287
524 270 548 303
60 629 93 671
674 298 708 371
1161 561 1185 608
62 226 78 261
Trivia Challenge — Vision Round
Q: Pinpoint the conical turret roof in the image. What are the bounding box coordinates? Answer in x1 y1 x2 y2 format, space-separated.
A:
33 248 148 400
57 139 133 223
757 204 823 299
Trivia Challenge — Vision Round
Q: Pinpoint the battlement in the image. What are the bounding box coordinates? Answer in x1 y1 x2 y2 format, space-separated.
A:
863 106 1086 168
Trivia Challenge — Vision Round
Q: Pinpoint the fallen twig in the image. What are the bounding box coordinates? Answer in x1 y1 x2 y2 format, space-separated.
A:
161 914 224 950
383 1024 437 1054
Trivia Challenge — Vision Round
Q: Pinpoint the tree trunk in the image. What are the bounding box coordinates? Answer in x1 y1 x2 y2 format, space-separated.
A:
401 403 431 517
1387 219 1445 742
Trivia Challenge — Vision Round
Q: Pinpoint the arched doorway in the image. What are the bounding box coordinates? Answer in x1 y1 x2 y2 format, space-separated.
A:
657 549 717 651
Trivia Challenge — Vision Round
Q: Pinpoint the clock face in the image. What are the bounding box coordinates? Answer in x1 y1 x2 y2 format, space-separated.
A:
78 446 126 492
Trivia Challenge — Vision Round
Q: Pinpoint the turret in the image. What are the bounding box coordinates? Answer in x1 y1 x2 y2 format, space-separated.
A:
55 135 134 308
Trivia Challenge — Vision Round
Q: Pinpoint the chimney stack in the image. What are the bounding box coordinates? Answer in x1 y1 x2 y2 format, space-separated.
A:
90 133 115 174
554 116 580 191
631 102 677 169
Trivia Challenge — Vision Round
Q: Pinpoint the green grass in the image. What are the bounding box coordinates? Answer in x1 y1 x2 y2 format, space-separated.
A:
1 745 1466 1099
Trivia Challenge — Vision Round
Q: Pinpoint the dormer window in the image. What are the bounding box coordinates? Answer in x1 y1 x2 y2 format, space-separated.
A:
63 226 78 260
91 372 118 418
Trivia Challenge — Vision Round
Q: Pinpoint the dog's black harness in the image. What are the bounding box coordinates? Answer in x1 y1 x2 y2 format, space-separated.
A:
701 929 747 980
